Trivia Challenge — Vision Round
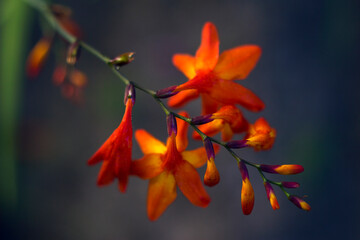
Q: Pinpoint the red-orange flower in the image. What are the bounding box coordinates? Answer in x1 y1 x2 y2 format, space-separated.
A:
169 22 264 114
88 98 133 193
131 112 211 221
239 161 254 215
246 117 276 151
193 105 248 141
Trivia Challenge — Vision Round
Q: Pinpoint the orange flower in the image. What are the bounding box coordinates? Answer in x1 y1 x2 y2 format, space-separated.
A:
88 98 133 193
131 112 211 221
169 22 264 114
239 161 254 215
193 105 248 141
246 117 276 151
26 38 52 78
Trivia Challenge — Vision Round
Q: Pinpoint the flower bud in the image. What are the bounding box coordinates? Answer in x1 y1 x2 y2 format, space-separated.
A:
226 140 247 149
166 113 177 137
288 195 311 211
155 86 179 98
66 41 81 65
191 114 214 125
281 181 300 188
203 137 215 160
204 157 220 187
238 161 254 215
124 83 136 105
264 182 279 210
109 52 135 69
260 164 304 175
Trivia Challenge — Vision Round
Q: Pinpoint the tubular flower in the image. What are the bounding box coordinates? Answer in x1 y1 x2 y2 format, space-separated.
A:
203 138 220 187
26 37 52 78
169 22 264 114
245 117 276 151
264 182 280 210
131 112 213 221
193 105 248 141
238 161 254 215
88 98 134 193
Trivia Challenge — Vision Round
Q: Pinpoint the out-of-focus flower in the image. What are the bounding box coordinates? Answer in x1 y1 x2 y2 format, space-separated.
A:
260 164 304 175
288 195 311 211
264 182 279 210
238 161 254 215
245 117 276 151
169 22 264 114
88 96 134 193
52 65 67 86
66 41 81 65
26 38 52 78
193 105 248 141
131 112 212 220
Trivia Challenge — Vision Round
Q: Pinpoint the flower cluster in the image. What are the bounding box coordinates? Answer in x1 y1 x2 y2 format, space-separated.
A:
27 1 310 221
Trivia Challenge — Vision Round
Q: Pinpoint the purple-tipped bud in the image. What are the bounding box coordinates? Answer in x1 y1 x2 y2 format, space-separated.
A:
191 114 214 125
260 164 304 175
226 140 248 149
238 161 249 181
203 137 215 160
281 181 300 188
288 195 311 211
66 41 81 65
109 52 135 69
167 113 177 137
124 83 136 105
155 86 179 98
264 182 280 210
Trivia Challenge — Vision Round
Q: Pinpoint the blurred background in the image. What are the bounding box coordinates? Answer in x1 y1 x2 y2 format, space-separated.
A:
1 0 359 239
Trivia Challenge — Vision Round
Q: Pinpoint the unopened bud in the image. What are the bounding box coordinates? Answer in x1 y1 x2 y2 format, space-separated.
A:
167 113 177 137
260 164 304 175
66 41 81 65
191 114 213 125
155 85 179 98
288 195 311 211
226 140 248 149
109 52 135 69
281 181 300 188
204 157 220 187
124 83 136 105
203 137 215 160
264 182 279 210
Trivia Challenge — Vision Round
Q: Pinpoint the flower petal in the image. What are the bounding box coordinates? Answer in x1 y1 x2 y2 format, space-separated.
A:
201 93 221 115
195 22 219 71
176 111 189 152
26 38 52 78
147 172 177 221
192 119 224 140
168 89 199 108
174 161 211 207
131 154 163 179
97 160 115 186
135 129 167 155
172 54 196 79
208 79 265 112
214 45 262 80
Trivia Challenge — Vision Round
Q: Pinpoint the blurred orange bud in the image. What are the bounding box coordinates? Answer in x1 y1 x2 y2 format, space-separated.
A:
204 157 220 187
69 70 87 87
26 38 52 78
52 65 67 86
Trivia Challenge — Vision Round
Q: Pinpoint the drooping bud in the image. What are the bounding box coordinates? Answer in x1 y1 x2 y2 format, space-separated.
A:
281 181 300 188
264 182 279 210
26 38 52 78
191 114 214 125
109 52 135 69
155 85 179 98
204 157 220 187
288 195 311 211
69 70 87 87
66 41 81 65
203 137 215 160
166 113 177 137
260 164 304 175
226 140 248 149
123 83 136 105
238 161 254 215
